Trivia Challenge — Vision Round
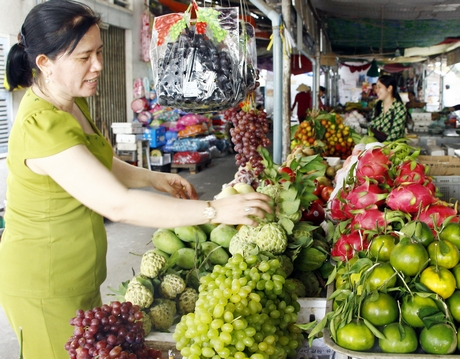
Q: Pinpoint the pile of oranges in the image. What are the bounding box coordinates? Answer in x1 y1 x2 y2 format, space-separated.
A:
291 112 356 159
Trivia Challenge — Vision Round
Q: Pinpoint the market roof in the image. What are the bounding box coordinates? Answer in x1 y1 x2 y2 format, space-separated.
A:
151 0 460 63
310 0 460 59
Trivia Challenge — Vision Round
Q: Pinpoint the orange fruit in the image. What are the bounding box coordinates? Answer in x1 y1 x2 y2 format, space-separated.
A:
452 264 460 288
427 240 460 269
420 323 457 354
378 322 418 354
364 262 397 291
368 234 396 262
447 290 460 322
440 222 460 250
401 293 438 328
360 292 398 326
420 266 456 299
336 319 374 351
389 240 429 277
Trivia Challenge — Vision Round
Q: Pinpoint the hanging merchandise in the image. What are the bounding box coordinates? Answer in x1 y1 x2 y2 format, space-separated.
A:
150 1 255 112
140 10 151 62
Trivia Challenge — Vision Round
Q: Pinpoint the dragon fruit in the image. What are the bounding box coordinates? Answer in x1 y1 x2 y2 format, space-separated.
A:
394 160 427 186
331 231 369 261
355 147 391 184
347 179 388 210
417 203 459 228
351 208 407 231
386 183 436 214
329 188 352 221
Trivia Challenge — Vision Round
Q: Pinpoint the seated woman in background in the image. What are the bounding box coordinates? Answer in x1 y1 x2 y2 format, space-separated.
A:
370 75 407 141
406 90 426 110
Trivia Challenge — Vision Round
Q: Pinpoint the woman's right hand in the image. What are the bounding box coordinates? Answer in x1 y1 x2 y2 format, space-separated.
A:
211 193 273 227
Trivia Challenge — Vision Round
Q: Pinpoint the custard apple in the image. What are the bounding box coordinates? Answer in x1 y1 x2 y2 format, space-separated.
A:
178 287 198 315
160 274 186 299
229 231 258 256
141 310 152 335
253 222 288 254
124 282 154 309
140 250 167 278
149 301 175 331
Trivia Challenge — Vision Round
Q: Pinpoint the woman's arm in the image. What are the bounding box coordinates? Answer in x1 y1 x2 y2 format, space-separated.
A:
25 145 272 228
111 157 197 199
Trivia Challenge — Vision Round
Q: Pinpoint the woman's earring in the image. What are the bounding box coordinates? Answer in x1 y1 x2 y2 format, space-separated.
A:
45 75 50 84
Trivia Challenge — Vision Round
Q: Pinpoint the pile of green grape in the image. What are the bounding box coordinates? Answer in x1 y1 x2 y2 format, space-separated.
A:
173 254 304 359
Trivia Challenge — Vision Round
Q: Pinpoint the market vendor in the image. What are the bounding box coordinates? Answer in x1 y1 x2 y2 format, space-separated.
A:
0 1 273 358
406 90 426 111
369 75 407 141
291 83 312 122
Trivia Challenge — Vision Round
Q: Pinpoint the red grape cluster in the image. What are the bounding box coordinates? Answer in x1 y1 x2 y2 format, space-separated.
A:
65 301 162 359
223 107 270 175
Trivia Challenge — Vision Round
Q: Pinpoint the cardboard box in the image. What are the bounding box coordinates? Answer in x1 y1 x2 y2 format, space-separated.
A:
115 134 143 144
418 155 460 176
150 153 172 166
111 122 144 134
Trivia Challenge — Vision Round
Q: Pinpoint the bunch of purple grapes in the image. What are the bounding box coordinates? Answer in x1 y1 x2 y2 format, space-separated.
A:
65 301 162 359
223 107 270 175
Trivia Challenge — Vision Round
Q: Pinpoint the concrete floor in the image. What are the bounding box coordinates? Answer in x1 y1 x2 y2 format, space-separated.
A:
0 153 239 359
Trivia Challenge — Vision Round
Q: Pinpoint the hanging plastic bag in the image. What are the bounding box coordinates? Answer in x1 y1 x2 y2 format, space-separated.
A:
150 2 241 112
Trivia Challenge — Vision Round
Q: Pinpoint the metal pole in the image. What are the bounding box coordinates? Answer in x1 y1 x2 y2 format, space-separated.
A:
250 0 283 164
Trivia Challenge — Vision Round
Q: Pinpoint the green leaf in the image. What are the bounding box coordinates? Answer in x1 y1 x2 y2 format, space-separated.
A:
278 217 295 235
326 265 338 286
439 240 451 256
280 199 301 215
363 318 386 339
280 186 299 201
419 307 446 329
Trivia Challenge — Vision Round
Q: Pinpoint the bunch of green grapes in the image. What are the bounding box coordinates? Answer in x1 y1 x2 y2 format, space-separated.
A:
173 254 304 359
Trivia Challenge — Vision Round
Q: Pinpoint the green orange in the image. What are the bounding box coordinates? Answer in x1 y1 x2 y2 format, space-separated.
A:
390 240 429 277
368 234 396 261
364 262 397 291
336 319 375 351
427 240 460 269
360 292 398 327
401 294 438 328
420 323 457 354
439 222 460 250
378 322 418 354
420 266 456 299
446 290 460 322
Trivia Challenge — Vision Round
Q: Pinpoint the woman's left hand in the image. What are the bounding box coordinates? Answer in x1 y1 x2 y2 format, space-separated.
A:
150 173 198 199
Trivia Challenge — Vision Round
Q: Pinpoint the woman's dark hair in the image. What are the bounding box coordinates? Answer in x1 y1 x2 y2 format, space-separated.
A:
6 0 100 92
374 75 402 117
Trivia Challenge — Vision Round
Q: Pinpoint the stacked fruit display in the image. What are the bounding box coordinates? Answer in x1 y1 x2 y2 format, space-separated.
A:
173 253 305 359
301 140 460 355
106 222 242 335
291 110 360 159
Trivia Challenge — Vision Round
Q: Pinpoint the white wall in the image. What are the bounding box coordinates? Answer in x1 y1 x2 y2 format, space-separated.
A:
0 0 148 121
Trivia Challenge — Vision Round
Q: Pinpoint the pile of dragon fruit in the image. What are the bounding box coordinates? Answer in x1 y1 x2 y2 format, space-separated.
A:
327 141 459 261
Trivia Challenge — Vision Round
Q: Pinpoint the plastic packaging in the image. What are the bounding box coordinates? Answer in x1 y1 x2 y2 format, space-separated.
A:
150 4 243 112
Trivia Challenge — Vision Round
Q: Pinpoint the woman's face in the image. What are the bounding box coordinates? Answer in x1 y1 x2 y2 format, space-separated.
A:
376 81 392 101
47 25 103 98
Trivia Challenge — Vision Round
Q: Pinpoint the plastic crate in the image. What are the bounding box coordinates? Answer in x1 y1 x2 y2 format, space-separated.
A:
432 176 460 203
143 127 166 148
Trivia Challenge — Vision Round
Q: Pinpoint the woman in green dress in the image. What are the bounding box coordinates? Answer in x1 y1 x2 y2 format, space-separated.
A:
0 1 271 358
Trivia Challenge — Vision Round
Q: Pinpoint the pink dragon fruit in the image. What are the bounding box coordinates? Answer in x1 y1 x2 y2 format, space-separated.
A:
386 183 436 214
417 202 459 228
329 188 352 221
331 231 369 261
355 147 391 184
394 160 428 186
424 179 437 196
347 179 388 210
351 208 407 231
